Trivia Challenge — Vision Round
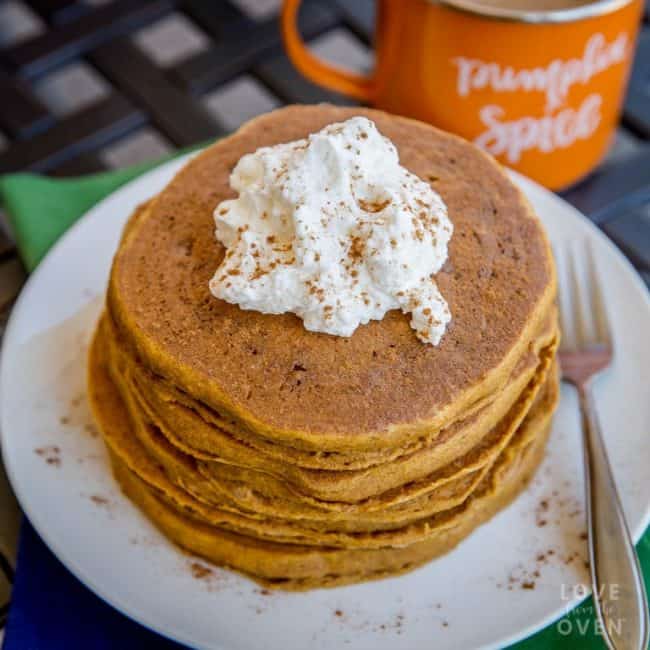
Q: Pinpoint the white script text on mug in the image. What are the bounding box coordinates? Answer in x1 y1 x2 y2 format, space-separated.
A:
449 32 629 162
452 32 628 111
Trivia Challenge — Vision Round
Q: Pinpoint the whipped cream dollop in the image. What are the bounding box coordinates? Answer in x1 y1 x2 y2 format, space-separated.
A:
209 117 453 345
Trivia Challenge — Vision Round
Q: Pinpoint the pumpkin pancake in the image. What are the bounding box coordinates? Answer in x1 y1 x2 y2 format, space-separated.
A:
90 104 560 589
106 104 556 451
105 307 557 471
89 324 557 552
107 415 552 589
100 314 558 504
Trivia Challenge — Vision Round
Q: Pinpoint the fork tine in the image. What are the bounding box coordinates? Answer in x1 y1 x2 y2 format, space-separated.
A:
585 242 611 346
554 244 574 350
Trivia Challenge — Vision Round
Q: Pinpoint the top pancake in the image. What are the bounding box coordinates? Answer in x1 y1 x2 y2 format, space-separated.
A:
108 105 555 446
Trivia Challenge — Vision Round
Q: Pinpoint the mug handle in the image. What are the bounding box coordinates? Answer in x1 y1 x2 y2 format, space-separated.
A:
281 0 375 102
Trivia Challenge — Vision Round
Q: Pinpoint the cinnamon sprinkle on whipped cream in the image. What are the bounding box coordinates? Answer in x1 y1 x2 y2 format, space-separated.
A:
209 117 453 344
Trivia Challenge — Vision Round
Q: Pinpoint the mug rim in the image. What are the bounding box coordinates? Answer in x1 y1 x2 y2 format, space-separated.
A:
435 0 636 23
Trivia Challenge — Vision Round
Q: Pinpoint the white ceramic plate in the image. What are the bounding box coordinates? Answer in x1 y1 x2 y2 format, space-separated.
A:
2 154 649 650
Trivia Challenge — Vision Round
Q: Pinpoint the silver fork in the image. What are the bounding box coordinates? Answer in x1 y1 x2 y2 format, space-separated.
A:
557 242 649 650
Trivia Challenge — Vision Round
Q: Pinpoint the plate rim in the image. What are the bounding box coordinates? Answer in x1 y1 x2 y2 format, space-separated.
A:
1 155 649 650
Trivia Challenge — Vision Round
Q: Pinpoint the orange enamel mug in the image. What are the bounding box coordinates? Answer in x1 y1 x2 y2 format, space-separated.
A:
282 0 643 189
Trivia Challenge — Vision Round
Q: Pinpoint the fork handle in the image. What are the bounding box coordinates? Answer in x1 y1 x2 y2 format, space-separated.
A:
579 383 649 650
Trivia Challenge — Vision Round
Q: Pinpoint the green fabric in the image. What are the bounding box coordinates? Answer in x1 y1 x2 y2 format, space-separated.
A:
0 156 647 649
0 159 159 272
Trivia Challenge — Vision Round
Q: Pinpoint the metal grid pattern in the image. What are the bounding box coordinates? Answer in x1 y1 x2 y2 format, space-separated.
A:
0 0 648 634
0 0 372 172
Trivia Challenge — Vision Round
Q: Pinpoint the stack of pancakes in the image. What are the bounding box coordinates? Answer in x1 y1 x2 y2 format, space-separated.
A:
88 105 559 590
